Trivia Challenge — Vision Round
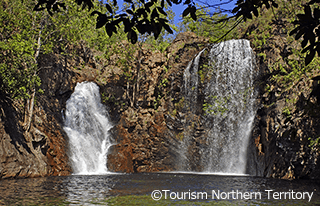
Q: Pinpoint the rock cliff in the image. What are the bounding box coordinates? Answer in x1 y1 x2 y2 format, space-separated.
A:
1 29 320 180
0 44 103 178
242 12 320 179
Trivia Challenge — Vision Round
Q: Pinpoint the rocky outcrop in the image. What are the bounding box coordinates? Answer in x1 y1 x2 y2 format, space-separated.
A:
247 73 320 179
105 32 208 173
0 32 208 177
0 65 72 178
2 27 320 180
0 45 103 178
107 108 177 172
242 12 320 179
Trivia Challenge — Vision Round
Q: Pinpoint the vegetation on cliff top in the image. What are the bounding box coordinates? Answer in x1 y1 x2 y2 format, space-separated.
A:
31 0 320 65
237 0 320 152
2 0 320 150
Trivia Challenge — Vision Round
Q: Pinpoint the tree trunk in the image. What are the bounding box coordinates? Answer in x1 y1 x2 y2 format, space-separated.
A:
23 16 44 132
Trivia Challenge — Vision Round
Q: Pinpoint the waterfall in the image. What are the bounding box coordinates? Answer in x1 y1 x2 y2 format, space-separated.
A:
184 48 206 113
63 82 113 175
183 39 258 174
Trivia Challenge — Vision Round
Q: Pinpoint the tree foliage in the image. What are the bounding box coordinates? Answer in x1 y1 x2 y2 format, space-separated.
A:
232 0 278 21
0 0 43 99
233 0 320 65
178 5 238 42
33 0 196 44
33 0 320 64
289 1 320 65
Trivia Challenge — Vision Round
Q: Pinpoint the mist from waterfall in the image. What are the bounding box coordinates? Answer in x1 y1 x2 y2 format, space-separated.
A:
63 82 113 175
183 39 258 174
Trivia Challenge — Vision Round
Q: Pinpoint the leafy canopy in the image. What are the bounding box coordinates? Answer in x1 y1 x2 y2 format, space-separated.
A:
33 0 320 65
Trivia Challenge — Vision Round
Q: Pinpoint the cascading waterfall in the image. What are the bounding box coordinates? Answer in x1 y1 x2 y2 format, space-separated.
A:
184 48 206 112
183 39 258 174
63 82 113 175
177 49 206 170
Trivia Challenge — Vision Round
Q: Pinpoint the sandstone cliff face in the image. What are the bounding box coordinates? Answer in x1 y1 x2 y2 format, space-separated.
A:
1 30 320 180
247 68 320 179
243 17 320 179
0 45 103 178
105 32 209 172
0 32 208 177
0 60 72 178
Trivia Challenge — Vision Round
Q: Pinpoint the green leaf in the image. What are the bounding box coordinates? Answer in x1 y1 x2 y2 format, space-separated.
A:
301 37 308 48
232 6 241 14
304 5 312 18
305 50 316 65
105 23 116 37
161 0 165 8
289 27 299 36
130 30 137 44
182 7 190 17
126 9 134 15
190 6 197 21
96 14 109 29
151 8 159 19
294 28 305 40
166 0 172 7
145 2 153 12
157 7 167 16
106 4 113 14
162 22 173 34
302 45 312 53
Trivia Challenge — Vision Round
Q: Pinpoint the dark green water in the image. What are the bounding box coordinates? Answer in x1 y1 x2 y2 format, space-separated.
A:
0 172 319 205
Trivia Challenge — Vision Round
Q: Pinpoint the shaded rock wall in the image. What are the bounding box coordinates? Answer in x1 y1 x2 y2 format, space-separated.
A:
105 32 209 173
0 60 72 178
0 45 103 178
243 16 320 179
2 29 320 180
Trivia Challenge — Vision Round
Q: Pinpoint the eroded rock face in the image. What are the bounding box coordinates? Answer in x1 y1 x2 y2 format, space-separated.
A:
2 30 320 180
0 46 101 178
0 84 71 178
105 32 209 173
107 108 177 172
247 79 320 179
243 20 320 179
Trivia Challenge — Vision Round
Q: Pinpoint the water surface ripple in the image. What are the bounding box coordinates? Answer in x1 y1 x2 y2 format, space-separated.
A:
0 173 319 205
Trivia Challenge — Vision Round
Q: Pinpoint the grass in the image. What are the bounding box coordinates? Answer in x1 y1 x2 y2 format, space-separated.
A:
104 195 234 206
2 194 320 205
103 194 320 206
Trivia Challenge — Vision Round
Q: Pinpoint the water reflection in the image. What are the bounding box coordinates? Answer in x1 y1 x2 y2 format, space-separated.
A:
62 175 116 204
0 173 319 205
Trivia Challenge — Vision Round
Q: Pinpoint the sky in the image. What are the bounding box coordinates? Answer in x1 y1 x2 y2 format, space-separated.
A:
171 0 236 24
114 0 237 25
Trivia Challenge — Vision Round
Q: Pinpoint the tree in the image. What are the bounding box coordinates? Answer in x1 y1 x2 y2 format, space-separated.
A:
289 1 320 65
0 0 126 130
0 0 48 131
33 0 320 65
32 0 278 42
178 5 238 42
232 0 320 65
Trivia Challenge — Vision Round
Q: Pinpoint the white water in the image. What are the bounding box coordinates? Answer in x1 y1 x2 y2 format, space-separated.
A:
183 39 258 174
63 82 113 175
204 39 257 174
